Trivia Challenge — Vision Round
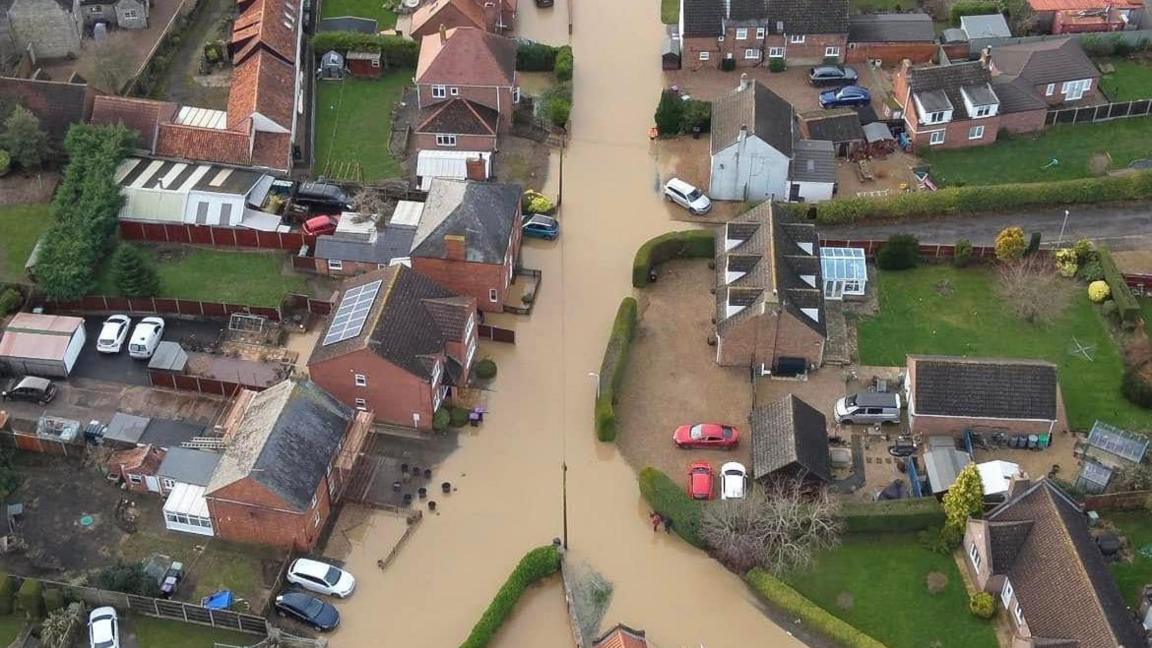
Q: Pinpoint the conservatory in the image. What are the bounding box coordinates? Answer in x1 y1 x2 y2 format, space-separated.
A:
819 247 868 300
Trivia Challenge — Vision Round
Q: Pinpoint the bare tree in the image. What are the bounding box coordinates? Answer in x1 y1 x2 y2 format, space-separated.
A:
700 479 841 576
77 35 138 94
997 258 1073 325
349 188 394 221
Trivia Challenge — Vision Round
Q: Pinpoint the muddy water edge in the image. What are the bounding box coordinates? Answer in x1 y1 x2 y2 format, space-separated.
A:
329 1 806 647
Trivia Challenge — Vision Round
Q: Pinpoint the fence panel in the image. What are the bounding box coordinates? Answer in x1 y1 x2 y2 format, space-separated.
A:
189 226 215 246
118 221 308 251
1047 99 1152 126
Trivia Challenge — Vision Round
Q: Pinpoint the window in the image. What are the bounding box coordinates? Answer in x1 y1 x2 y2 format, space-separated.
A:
513 86 521 103
371 58 380 68
327 259 343 271
124 8 137 17
825 46 839 58
768 47 784 58
968 125 984 140
128 474 142 484
973 105 991 118
436 134 457 147
1045 83 1055 96
449 87 459 96
735 28 748 40
927 111 946 124
310 494 317 509
968 542 981 569
313 511 321 528
430 361 443 388
354 398 367 410
489 288 499 302
929 130 945 145
756 27 765 38
431 85 447 98
1013 603 1025 625
1063 79 1090 101
1001 579 1014 608
789 34 805 43
354 374 367 387
463 314 476 341
699 51 710 61
162 478 175 490
744 49 760 60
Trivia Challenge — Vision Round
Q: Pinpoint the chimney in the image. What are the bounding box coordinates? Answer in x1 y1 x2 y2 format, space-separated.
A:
482 1 498 29
1007 472 1032 499
738 72 749 91
439 23 447 44
900 58 912 77
465 156 486 181
444 234 466 260
737 123 748 142
980 47 992 71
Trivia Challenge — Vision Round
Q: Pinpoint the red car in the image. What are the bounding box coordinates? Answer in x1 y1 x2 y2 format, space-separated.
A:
302 214 339 236
673 423 739 449
687 461 714 500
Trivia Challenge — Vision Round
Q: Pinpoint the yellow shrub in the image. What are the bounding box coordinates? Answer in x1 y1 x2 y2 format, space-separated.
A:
1088 280 1111 303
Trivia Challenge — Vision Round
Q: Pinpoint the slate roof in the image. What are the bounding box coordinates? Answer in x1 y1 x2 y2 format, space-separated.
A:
960 13 1011 39
416 27 516 86
908 61 998 119
767 0 849 34
228 49 295 131
991 38 1098 85
207 379 351 512
790 139 836 184
711 81 793 156
411 178 521 264
415 98 499 136
848 13 935 42
0 77 94 144
750 394 830 482
990 76 1048 112
910 356 1058 420
984 480 1146 648
798 108 864 142
730 0 768 20
231 0 298 65
314 225 417 264
307 265 473 378
682 0 725 36
91 96 178 151
158 447 222 487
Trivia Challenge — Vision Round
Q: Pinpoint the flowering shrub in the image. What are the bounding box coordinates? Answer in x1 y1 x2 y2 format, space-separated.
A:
994 227 1026 262
1089 280 1111 303
522 190 555 215
1054 248 1079 278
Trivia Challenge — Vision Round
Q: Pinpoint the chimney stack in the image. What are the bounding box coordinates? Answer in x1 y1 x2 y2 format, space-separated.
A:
738 72 750 91
900 58 912 76
444 234 466 261
439 23 447 44
737 123 748 142
1007 471 1032 499
980 47 992 71
482 2 498 29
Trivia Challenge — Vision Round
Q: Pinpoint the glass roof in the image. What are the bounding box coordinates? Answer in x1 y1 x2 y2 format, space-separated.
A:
1087 420 1149 463
820 247 867 282
1078 460 1113 487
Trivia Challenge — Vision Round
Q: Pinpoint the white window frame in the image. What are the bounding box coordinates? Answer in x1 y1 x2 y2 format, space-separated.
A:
755 27 765 38
973 105 991 118
768 46 785 58
1001 579 1014 608
430 361 443 387
968 125 984 140
128 474 143 484
744 48 760 60
513 87 521 103
327 259 343 271
124 8 137 17
699 51 710 61
1013 603 1025 625
354 398 367 410
313 510 321 528
1062 78 1090 101
436 134 457 147
463 314 476 342
929 130 946 145
735 28 748 40
968 542 981 569
431 85 447 99
489 288 499 302
825 46 840 58
354 373 367 387
789 34 805 43
162 478 176 490
927 111 946 124
449 87 459 96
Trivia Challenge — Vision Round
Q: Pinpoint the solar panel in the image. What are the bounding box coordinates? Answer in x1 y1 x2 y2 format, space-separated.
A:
322 279 383 346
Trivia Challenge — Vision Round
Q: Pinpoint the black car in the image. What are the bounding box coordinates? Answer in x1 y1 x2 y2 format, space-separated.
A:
159 561 184 599
274 592 340 631
808 65 859 87
1 376 57 405
291 181 351 216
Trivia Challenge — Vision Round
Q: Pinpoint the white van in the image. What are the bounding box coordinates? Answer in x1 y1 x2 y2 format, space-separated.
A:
128 317 166 360
834 391 901 425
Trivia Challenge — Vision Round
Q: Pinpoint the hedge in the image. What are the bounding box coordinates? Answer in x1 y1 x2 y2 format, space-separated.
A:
311 32 419 68
554 45 573 82
516 41 558 71
745 569 889 648
1098 245 1141 324
459 545 561 648
0 573 12 615
17 578 42 619
837 498 946 533
812 172 1152 225
595 298 638 442
632 230 716 288
638 467 705 548
950 0 1001 24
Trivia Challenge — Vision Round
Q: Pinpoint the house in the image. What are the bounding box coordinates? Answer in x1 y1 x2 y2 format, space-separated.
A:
750 394 831 484
592 624 649 648
846 13 938 64
1026 0 1142 34
76 0 148 30
1075 420 1149 493
307 265 479 430
409 0 493 39
709 79 793 201
105 445 164 493
0 313 86 378
7 0 81 58
963 478 1146 648
788 139 836 202
416 27 518 127
409 178 523 312
0 77 96 145
679 0 849 68
199 378 372 550
311 204 421 275
413 97 500 154
989 38 1100 106
713 203 825 372
906 356 1062 436
797 108 865 157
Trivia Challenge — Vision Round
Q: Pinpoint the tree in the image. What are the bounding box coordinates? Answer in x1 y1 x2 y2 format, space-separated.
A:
348 188 392 219
876 234 920 270
0 106 50 170
700 479 841 576
994 226 1027 262
654 90 685 136
110 244 160 297
77 34 137 94
91 562 161 597
997 258 1072 325
943 464 984 533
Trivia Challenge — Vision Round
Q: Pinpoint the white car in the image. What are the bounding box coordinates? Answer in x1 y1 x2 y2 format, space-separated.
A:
88 606 119 648
663 178 712 215
128 316 165 360
287 558 356 598
720 461 747 500
96 315 131 354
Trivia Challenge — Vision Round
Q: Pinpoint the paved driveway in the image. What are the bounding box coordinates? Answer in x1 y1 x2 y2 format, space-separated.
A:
70 316 227 386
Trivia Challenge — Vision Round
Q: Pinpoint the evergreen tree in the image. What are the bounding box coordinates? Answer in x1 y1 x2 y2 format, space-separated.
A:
111 244 160 298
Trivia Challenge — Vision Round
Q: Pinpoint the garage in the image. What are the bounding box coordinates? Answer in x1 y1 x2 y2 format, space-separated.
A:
0 313 86 377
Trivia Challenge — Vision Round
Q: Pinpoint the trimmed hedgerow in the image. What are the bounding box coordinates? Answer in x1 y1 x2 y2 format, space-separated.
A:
311 32 419 68
838 499 946 533
632 230 715 288
459 545 561 648
595 298 638 442
745 569 889 648
1098 245 1141 324
638 467 705 548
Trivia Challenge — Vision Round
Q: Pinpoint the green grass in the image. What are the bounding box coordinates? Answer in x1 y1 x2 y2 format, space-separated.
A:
784 534 998 648
0 615 25 645
1100 58 1152 101
319 0 396 28
1142 298 1152 324
120 533 276 605
1109 511 1152 607
922 119 1152 185
857 266 1152 431
94 246 308 308
133 616 259 648
314 74 409 182
0 203 52 283
850 0 909 12
660 0 677 23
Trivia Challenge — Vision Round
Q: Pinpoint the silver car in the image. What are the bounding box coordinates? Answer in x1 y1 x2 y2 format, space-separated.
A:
663 178 712 215
834 391 902 425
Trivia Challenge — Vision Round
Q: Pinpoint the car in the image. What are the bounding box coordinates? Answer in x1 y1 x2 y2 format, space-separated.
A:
159 561 184 599
302 214 339 236
291 181 351 215
522 214 559 240
88 606 119 648
274 592 340 631
1 376 57 405
673 423 739 449
286 558 356 598
808 65 858 86
535 0 554 6
96 314 131 354
834 391 901 425
663 178 712 215
720 462 747 500
128 316 165 360
687 461 714 500
819 85 872 108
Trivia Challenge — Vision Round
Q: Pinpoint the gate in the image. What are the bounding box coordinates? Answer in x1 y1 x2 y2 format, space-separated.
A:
478 324 515 344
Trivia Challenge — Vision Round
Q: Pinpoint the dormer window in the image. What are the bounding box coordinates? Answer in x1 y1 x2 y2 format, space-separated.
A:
801 307 820 322
797 241 814 255
973 105 991 118
800 274 816 288
927 111 946 124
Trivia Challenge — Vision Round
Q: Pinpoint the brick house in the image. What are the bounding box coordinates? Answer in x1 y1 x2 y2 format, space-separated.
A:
413 97 500 153
203 379 371 551
410 178 523 312
906 356 1063 437
105 445 165 493
1026 0 1142 33
76 0 148 30
846 14 938 65
409 0 493 39
416 27 518 127
307 265 479 430
311 203 421 276
679 0 848 69
963 478 1146 648
750 394 830 484
713 202 825 372
592 624 649 648
989 38 1101 106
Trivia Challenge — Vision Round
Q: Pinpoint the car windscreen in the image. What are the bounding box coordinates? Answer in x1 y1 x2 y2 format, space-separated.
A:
722 427 733 438
324 567 342 586
690 425 703 440
686 189 702 201
845 395 857 407
305 597 326 617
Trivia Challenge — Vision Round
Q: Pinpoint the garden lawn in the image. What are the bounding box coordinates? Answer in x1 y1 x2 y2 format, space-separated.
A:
1100 58 1152 101
0 203 52 283
661 0 677 23
0 615 24 645
921 119 1152 185
857 266 1151 431
850 0 907 12
1108 511 1152 607
133 616 258 648
319 0 396 28
784 534 998 648
120 533 277 606
314 74 409 182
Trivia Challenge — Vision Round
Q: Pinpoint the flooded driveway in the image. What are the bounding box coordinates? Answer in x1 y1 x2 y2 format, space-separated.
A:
329 1 805 646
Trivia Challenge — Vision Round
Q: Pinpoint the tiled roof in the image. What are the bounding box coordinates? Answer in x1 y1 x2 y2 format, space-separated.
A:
1028 0 1140 11
231 0 298 64
991 37 1098 85
155 123 253 167
729 0 768 19
910 356 1058 420
416 27 516 86
682 0 724 36
592 624 649 648
0 77 94 143
416 98 499 135
768 0 849 34
908 61 997 119
848 13 935 42
90 95 177 151
228 49 295 131
990 76 1047 113
711 81 793 156
250 131 292 170
790 139 836 184
798 108 864 142
750 394 830 481
410 0 488 35
411 179 521 264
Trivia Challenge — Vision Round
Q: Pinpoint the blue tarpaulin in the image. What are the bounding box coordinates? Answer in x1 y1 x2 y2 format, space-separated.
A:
201 590 233 610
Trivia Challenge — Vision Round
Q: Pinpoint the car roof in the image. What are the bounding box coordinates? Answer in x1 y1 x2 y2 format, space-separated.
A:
278 591 317 608
105 314 130 323
813 65 843 73
720 461 746 473
851 391 899 407
526 215 556 225
666 178 695 192
139 316 164 326
16 376 50 390
292 557 334 578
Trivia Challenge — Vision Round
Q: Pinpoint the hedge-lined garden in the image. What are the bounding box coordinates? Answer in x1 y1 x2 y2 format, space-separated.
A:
310 32 419 68
632 229 715 287
637 467 705 548
838 499 946 534
746 569 888 648
459 545 561 648
595 298 637 442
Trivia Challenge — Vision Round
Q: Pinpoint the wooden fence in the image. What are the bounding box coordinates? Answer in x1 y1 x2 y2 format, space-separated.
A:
148 371 264 398
1045 98 1152 126
37 293 334 323
120 221 310 251
477 324 515 344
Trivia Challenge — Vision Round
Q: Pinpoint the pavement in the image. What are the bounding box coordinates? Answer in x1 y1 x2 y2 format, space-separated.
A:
1 378 226 430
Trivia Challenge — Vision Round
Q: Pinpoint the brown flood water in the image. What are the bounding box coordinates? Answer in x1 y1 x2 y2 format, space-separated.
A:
330 1 806 646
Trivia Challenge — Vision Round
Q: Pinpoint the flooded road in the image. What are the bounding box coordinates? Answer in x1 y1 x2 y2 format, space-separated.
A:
330 1 805 646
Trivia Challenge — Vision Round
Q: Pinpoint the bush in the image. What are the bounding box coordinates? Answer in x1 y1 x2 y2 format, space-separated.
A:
522 190 555 215
1078 259 1104 282
110 244 160 298
449 406 471 427
460 545 561 648
0 150 10 176
837 498 946 533
554 45 573 82
655 89 686 136
876 234 919 270
1073 238 1095 262
918 524 963 555
541 82 572 128
1054 248 1078 277
1098 245 1141 324
0 573 13 615
1088 280 1111 303
310 32 419 68
969 592 996 619
1122 364 1152 408
0 287 21 317
516 41 558 71
596 298 638 442
745 569 887 648
950 0 1001 24
680 99 711 134
994 227 1026 262
474 358 498 380
17 579 42 618
433 407 450 432
632 230 715 287
638 467 704 548
768 58 786 73
953 239 973 267
91 562 160 597
41 588 63 613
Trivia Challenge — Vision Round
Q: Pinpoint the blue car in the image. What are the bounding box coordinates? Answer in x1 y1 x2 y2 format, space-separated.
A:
819 85 871 109
274 592 340 631
522 214 559 240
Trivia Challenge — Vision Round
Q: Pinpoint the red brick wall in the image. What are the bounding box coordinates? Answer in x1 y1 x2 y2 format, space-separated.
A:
413 131 497 152
311 258 383 276
716 308 826 369
766 33 848 65
907 116 1003 151
1025 80 1101 106
207 476 333 551
999 108 1046 134
682 36 721 69
410 215 519 313
310 350 438 429
720 27 768 68
908 413 1055 436
416 85 516 124
845 42 936 65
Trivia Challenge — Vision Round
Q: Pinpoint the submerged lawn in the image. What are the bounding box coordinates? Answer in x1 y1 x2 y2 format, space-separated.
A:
0 203 52 283
857 266 1151 431
784 534 998 648
313 73 410 182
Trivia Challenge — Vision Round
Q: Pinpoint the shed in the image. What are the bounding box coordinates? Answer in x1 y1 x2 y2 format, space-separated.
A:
319 50 345 80
103 412 152 447
788 139 837 203
820 247 868 300
162 482 214 536
0 313 86 378
977 459 1020 498
797 109 865 156
148 342 188 373
661 34 681 70
1084 420 1148 467
863 121 896 143
924 443 973 494
750 394 831 484
960 14 1012 40
347 51 382 77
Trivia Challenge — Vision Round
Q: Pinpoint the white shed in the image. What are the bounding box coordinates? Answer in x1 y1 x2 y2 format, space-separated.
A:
0 313 86 377
709 80 793 202
820 247 868 300
115 157 273 227
162 482 215 536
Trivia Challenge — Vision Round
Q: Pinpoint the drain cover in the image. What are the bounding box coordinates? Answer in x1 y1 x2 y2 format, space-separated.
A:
79 515 94 527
